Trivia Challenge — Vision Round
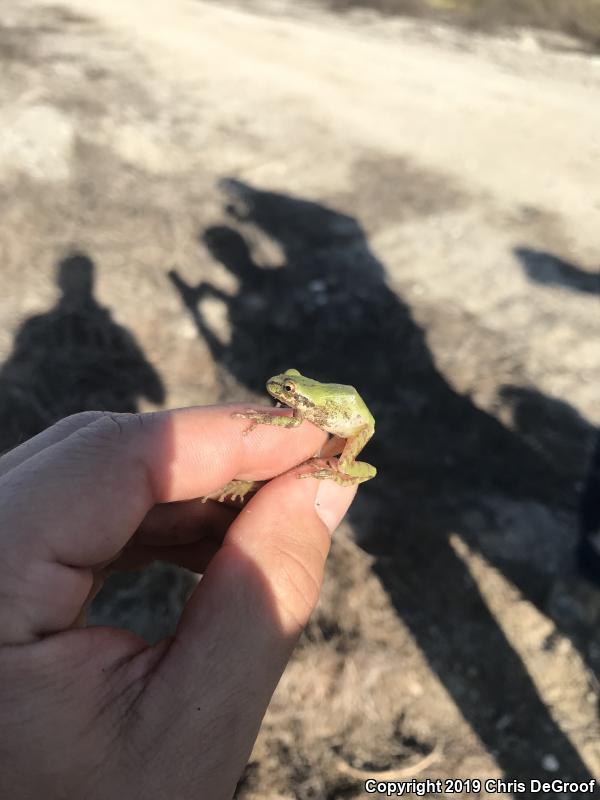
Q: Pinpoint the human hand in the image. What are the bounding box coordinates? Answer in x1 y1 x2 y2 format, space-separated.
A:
0 407 356 799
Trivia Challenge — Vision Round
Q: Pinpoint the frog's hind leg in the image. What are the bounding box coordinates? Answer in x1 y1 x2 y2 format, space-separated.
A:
337 426 376 481
297 435 346 477
300 427 376 486
299 466 374 486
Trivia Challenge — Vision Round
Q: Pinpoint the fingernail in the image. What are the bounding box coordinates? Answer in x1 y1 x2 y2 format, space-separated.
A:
314 480 357 534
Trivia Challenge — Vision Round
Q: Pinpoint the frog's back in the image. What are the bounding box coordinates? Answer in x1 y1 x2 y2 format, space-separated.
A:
319 383 374 438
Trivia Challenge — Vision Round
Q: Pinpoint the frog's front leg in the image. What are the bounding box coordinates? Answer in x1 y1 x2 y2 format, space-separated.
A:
232 407 303 435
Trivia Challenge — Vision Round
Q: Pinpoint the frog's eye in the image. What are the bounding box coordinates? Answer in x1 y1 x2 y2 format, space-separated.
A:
283 382 295 393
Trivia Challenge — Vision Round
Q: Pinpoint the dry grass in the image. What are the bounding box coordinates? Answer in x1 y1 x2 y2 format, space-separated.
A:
321 0 600 48
458 0 600 46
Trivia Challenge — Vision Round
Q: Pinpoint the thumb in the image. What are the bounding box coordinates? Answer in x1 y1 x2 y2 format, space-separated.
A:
137 470 355 797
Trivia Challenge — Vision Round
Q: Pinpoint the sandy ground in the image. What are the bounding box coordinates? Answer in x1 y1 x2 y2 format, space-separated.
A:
0 1 599 797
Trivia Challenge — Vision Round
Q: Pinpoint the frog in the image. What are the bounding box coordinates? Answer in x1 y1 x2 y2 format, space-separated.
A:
204 369 376 502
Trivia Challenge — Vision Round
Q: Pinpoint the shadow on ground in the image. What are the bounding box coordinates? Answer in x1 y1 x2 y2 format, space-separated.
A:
515 245 600 591
515 246 599 296
0 251 192 642
0 251 164 450
170 179 597 789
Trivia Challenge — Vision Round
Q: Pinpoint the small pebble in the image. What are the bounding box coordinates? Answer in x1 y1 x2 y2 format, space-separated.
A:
542 754 560 772
495 714 512 731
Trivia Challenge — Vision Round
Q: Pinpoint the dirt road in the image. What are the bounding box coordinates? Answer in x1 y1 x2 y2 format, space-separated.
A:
35 0 600 232
1 1 599 797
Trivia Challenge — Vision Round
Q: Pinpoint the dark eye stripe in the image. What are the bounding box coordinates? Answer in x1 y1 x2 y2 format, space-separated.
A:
298 396 316 409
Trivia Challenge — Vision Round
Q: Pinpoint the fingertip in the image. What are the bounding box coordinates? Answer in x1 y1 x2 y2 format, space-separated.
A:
145 471 359 741
314 479 357 534
221 468 357 622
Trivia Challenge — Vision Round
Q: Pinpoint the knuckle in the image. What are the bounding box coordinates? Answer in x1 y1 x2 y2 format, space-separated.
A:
61 413 144 473
59 410 107 428
73 411 140 447
63 412 155 502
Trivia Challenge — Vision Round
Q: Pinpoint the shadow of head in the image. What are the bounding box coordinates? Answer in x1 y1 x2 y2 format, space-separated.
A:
219 178 365 256
514 247 599 295
500 384 593 477
202 226 255 278
57 251 95 308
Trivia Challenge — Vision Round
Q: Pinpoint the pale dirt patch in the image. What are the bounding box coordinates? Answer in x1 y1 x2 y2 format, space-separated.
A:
0 1 598 797
0 104 74 181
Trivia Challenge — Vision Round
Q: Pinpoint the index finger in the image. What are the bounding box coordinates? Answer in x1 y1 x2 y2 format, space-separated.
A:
0 406 327 643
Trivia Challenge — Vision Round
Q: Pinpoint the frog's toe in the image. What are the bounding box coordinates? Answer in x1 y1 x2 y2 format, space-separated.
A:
299 467 358 486
203 478 259 503
302 456 341 471
298 468 333 481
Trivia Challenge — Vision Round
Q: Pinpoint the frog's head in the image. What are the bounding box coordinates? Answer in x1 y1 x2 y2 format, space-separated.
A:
266 368 301 403
266 368 324 410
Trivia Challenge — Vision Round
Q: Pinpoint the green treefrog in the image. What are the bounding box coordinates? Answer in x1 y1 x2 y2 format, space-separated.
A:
205 369 376 502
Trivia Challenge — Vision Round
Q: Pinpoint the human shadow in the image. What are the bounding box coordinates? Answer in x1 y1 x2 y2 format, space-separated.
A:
515 246 599 296
0 251 165 452
580 436 600 584
0 251 173 640
170 179 594 787
515 246 600 591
